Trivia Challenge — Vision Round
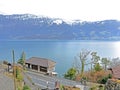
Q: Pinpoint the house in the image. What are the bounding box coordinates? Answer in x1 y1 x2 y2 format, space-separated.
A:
108 65 120 79
25 57 57 75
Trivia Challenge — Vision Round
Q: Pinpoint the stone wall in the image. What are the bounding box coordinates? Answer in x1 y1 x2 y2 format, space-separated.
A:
105 79 120 90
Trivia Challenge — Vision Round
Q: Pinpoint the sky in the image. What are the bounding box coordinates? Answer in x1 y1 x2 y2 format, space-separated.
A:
0 0 120 21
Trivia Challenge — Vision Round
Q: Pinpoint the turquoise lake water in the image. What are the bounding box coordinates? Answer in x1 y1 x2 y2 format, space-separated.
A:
0 40 120 75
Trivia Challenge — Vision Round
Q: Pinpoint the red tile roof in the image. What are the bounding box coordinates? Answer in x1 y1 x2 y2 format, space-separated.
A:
26 57 56 68
111 65 120 79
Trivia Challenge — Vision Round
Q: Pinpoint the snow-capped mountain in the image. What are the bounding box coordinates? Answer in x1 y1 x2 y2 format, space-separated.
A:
0 14 120 40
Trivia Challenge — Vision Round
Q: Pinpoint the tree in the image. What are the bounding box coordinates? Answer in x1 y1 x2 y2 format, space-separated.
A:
64 68 77 80
91 52 100 64
16 66 23 81
101 58 110 70
94 63 102 72
18 52 26 67
79 50 90 77
91 52 100 71
73 56 81 74
109 57 120 68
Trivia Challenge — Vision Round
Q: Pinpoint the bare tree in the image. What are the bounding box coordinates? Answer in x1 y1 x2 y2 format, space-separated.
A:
109 57 120 68
79 49 90 77
101 58 110 70
73 56 81 74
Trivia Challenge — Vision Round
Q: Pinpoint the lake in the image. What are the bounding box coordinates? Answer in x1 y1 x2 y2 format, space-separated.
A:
0 40 120 75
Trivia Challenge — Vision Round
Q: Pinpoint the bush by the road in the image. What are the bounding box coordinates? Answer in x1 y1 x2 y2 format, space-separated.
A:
23 85 31 90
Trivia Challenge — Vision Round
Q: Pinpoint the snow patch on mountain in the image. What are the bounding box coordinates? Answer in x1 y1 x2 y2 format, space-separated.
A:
1 13 86 25
53 19 63 25
63 19 86 25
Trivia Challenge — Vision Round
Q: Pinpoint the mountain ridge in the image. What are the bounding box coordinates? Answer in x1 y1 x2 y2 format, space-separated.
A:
0 14 120 40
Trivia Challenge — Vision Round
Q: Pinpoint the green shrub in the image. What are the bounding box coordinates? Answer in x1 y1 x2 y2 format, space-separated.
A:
23 85 31 90
90 86 97 90
17 87 21 90
98 74 112 84
90 85 104 90
94 63 102 72
82 76 88 81
108 74 112 78
16 67 23 81
60 84 65 90
99 85 104 90
64 68 77 80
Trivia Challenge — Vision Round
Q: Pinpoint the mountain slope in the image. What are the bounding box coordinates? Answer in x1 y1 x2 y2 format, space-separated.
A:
0 14 120 40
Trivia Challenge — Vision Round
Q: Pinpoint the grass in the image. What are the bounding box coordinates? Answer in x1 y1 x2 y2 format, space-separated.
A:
87 82 104 90
64 86 80 90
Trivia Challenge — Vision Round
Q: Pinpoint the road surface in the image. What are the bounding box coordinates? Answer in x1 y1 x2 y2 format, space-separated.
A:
26 71 84 89
0 65 14 90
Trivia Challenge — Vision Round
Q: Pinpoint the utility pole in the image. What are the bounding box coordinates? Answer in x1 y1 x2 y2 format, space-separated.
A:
12 50 16 90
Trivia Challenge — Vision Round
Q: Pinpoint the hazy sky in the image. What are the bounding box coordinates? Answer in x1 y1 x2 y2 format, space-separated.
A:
0 0 120 21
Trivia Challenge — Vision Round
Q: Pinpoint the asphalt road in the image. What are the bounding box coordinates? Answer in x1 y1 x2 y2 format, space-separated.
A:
0 65 14 90
26 71 84 89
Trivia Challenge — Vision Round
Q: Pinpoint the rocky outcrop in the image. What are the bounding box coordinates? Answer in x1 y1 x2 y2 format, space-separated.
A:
105 79 120 90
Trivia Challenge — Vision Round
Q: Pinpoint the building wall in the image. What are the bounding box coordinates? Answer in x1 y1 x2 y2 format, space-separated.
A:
25 63 56 74
40 66 47 72
31 64 38 70
48 66 55 72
